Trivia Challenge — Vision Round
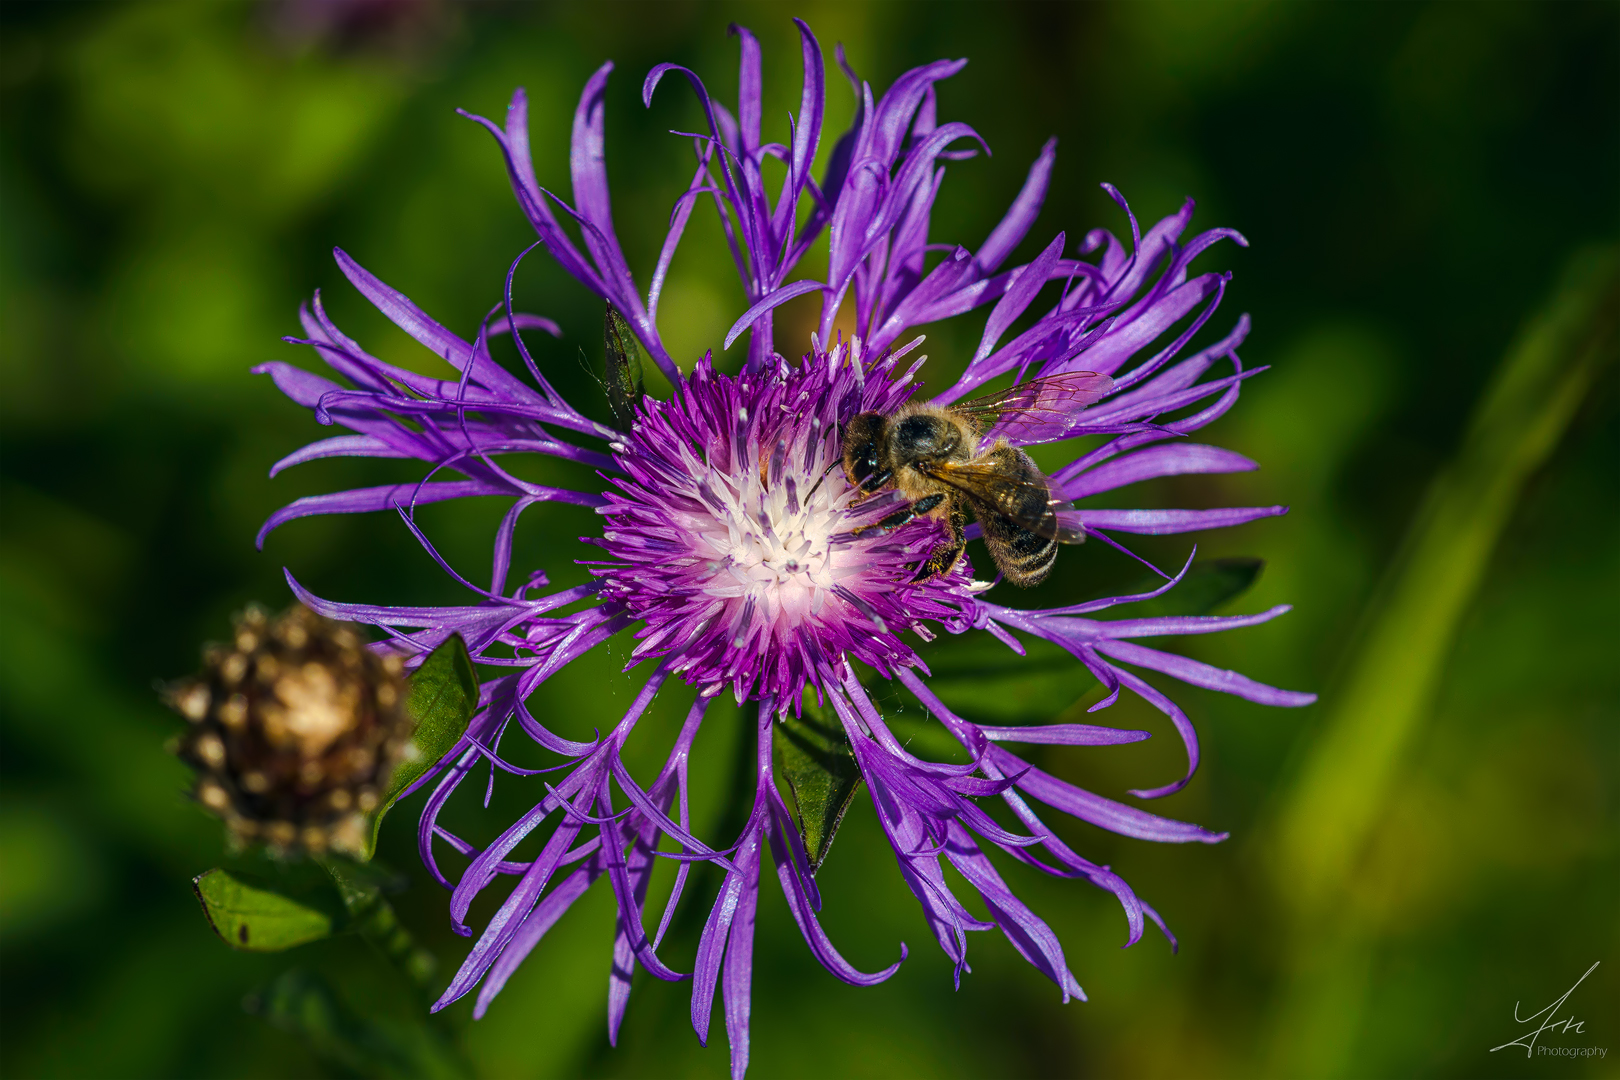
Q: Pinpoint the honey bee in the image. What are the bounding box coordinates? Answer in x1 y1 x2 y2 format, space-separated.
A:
841 371 1113 587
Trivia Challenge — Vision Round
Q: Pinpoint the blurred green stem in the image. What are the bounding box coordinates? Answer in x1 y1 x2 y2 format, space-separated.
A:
321 858 438 994
1262 245 1618 1075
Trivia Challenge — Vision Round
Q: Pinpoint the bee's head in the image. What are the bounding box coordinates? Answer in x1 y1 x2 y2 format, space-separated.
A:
842 411 888 487
893 411 960 459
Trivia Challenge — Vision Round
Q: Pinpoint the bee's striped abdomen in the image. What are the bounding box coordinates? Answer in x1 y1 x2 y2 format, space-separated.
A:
987 513 1059 586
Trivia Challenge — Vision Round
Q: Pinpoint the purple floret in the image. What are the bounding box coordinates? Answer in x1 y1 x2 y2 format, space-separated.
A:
257 20 1315 1080
594 338 975 707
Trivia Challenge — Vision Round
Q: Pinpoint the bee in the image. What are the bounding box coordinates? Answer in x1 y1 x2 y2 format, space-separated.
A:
841 370 1114 587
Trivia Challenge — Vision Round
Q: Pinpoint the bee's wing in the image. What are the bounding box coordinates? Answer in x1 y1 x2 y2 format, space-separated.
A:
919 459 1087 543
953 370 1115 445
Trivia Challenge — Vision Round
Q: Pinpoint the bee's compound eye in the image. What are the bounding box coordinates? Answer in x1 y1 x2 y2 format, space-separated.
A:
850 450 877 484
843 413 887 483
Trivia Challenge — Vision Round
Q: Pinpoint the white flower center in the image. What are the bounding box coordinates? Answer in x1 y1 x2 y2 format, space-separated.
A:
676 442 859 625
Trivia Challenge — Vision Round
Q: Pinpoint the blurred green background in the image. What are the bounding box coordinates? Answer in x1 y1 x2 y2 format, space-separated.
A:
2 1 1616 1077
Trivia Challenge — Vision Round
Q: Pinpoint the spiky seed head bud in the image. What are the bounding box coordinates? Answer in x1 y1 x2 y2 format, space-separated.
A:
165 603 414 858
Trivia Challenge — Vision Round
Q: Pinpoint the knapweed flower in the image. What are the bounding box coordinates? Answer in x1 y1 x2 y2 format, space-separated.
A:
256 21 1315 1077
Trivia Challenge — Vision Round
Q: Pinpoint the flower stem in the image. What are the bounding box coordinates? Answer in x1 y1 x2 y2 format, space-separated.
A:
320 857 437 992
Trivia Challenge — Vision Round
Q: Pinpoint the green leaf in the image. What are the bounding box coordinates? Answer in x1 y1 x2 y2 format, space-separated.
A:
1100 557 1264 619
1271 246 1620 909
192 867 341 952
775 689 863 871
604 301 645 431
246 968 471 1079
1261 246 1618 1076
363 634 478 861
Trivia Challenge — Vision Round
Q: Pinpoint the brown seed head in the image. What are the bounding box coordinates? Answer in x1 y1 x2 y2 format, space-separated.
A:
165 603 414 858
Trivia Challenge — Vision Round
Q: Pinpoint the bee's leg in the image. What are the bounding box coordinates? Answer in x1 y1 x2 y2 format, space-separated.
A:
858 467 894 494
911 498 968 582
867 492 946 533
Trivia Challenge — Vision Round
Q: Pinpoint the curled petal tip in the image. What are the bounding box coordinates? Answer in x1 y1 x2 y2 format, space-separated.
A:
642 62 679 107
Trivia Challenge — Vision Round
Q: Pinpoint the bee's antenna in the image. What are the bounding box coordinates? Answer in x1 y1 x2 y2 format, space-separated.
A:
803 457 841 501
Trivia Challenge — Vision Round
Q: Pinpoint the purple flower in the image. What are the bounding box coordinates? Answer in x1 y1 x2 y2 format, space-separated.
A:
257 20 1314 1079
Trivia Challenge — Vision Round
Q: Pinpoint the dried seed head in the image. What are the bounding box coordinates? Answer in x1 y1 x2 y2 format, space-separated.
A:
217 694 248 730
198 780 232 812
172 682 211 722
220 653 248 686
165 603 414 858
195 733 227 769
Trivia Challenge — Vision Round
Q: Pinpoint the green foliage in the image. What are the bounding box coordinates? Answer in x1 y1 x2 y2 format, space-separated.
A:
918 637 1092 727
604 301 647 431
1273 247 1618 910
192 868 341 953
246 969 468 1079
1262 246 1619 1076
364 634 478 861
775 689 864 870
195 854 454 1072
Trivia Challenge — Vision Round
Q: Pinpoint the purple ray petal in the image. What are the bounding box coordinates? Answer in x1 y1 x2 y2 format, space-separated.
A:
1062 443 1258 500
257 481 509 549
1097 637 1318 708
989 746 1225 843
978 723 1152 746
268 434 405 476
472 853 605 1019
723 279 824 349
976 137 1058 275
1074 505 1288 535
969 232 1066 368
